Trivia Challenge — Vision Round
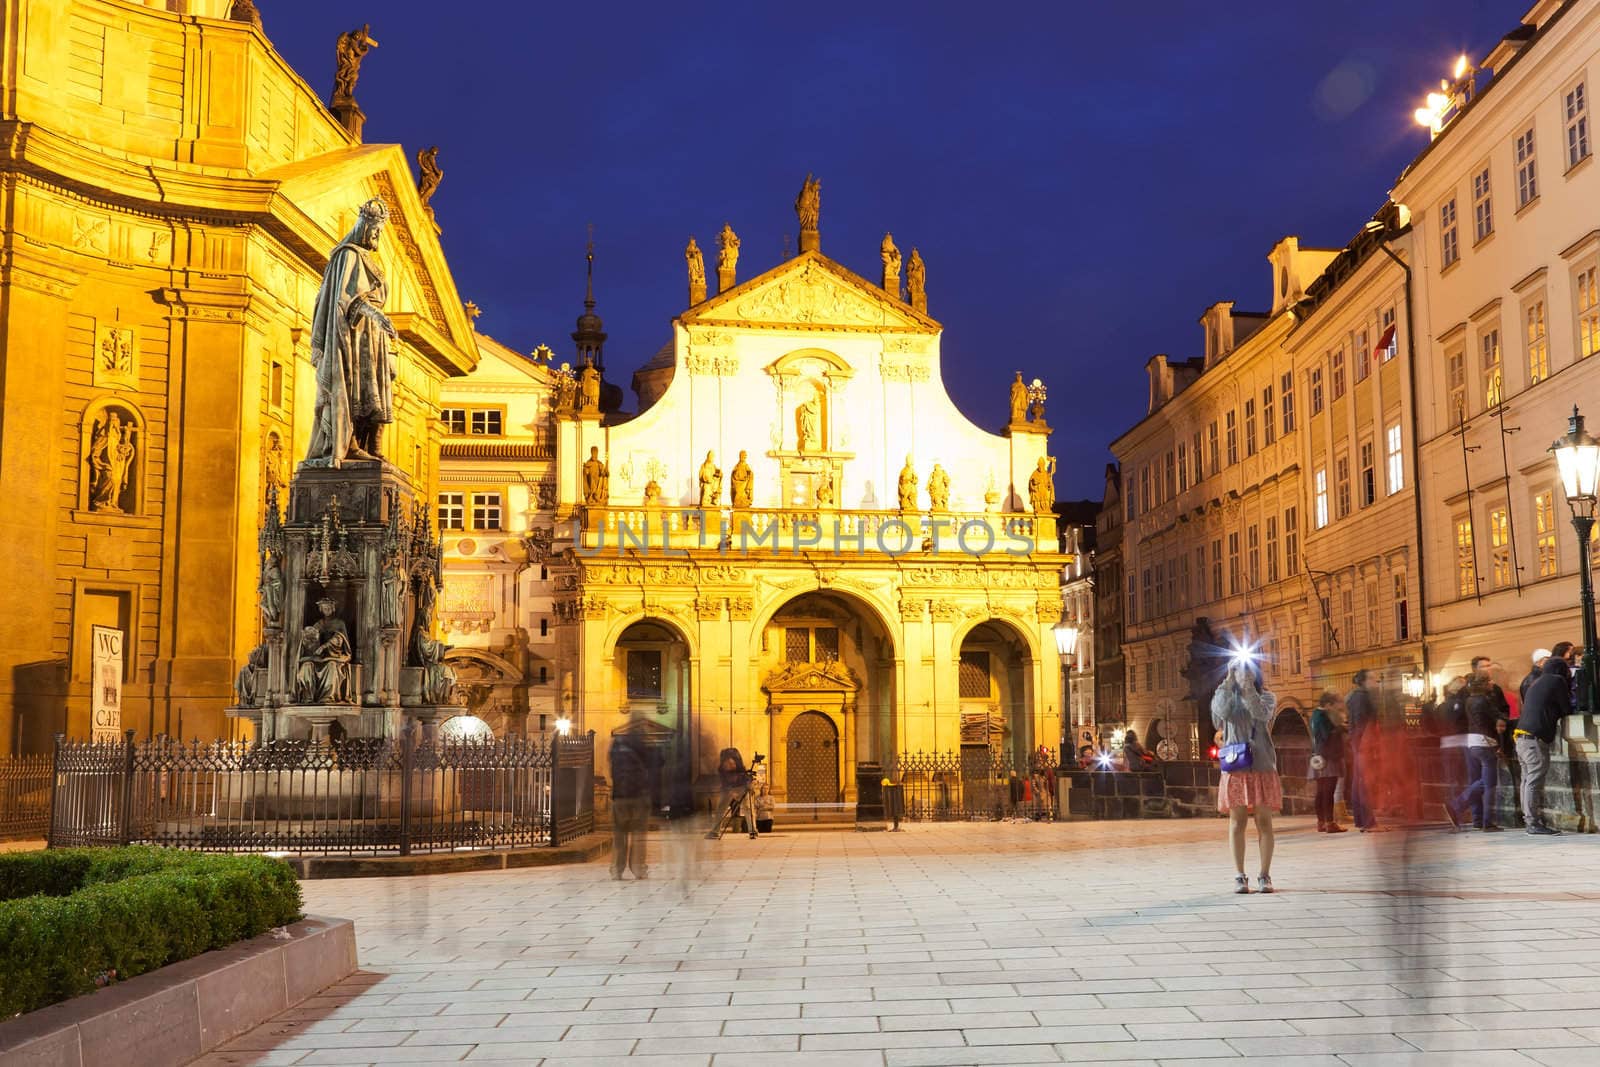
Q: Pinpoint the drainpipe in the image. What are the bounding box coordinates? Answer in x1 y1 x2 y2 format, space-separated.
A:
1368 227 1429 683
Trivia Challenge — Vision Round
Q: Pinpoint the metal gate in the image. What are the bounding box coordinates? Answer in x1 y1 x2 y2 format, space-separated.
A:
786 711 839 804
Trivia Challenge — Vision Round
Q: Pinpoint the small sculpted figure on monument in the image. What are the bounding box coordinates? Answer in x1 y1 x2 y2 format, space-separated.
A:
416 146 443 209
294 597 354 704
698 451 723 509
1028 456 1057 514
816 469 835 507
897 456 918 512
87 411 137 513
583 446 609 505
928 463 950 511
259 548 285 628
796 174 821 232
906 248 926 310
730 451 754 508
305 199 397 468
880 233 902 295
1009 371 1027 425
332 25 377 104
717 224 740 276
579 359 600 412
797 397 821 453
416 628 457 705
686 237 706 302
236 644 269 707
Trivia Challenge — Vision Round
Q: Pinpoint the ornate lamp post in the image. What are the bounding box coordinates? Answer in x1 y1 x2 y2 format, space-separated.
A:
1053 621 1080 761
1551 405 1600 713
1027 378 1048 424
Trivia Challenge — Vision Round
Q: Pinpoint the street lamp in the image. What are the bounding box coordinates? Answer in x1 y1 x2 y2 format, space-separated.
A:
1401 668 1427 702
1053 621 1080 761
1551 405 1600 713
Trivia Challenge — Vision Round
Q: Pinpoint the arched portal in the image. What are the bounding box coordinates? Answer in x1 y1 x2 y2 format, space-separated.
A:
758 590 895 804
1271 703 1313 815
612 618 693 808
956 620 1035 765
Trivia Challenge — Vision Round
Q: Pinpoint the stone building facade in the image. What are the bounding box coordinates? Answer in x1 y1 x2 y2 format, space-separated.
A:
543 216 1069 804
0 0 476 752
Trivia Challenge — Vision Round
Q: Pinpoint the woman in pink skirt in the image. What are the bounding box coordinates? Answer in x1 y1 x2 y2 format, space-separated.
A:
1212 660 1282 894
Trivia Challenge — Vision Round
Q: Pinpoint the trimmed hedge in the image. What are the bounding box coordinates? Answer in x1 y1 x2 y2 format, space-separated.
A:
0 848 303 1017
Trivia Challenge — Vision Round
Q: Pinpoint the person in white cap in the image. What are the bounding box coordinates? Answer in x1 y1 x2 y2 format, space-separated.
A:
1520 648 1551 705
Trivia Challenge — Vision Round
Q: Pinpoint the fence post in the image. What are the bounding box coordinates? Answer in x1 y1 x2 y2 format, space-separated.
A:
548 733 563 848
118 728 135 846
399 723 414 857
46 733 63 849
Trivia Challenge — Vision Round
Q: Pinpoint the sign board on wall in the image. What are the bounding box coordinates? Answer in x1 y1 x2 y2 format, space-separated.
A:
90 625 123 743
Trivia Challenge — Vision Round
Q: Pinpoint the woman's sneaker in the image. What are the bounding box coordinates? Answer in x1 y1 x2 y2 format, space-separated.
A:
1234 874 1251 895
1257 874 1274 894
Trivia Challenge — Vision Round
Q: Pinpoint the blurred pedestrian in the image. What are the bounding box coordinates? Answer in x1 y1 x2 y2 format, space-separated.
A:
1212 659 1282 894
1437 676 1471 823
1445 666 1507 832
1345 670 1379 831
1517 654 1573 835
1309 692 1347 833
608 720 655 880
1122 729 1150 769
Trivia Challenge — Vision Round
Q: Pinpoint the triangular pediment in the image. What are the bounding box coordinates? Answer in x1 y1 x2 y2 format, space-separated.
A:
682 251 939 332
761 660 861 693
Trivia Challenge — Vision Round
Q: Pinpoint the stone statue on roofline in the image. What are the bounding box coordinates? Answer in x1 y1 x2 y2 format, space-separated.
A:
332 25 377 105
416 146 443 211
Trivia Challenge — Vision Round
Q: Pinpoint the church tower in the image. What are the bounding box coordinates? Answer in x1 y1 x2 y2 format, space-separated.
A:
571 235 623 414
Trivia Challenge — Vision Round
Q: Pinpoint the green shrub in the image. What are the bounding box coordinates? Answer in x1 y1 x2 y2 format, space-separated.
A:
0 849 303 1018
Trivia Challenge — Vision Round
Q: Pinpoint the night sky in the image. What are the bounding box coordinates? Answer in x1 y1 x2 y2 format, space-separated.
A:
265 2 1516 501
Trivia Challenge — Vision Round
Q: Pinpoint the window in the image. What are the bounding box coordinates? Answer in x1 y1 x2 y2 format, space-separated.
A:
1153 562 1164 616
1579 267 1600 359
1247 524 1260 589
539 665 549 684
1394 573 1410 641
1128 573 1137 622
1285 507 1299 575
1455 516 1476 598
1331 349 1346 400
437 492 464 530
1177 443 1188 492
1360 440 1376 507
1515 127 1538 208
539 617 549 637
1481 328 1502 409
1365 578 1380 646
470 409 503 436
1266 516 1280 583
471 491 503 530
814 627 840 662
1321 595 1335 653
1386 424 1404 494
1341 589 1355 654
1471 166 1493 242
1191 430 1203 484
1178 553 1190 608
1536 489 1558 577
1490 506 1512 587
1440 199 1459 268
959 650 992 697
1310 367 1324 415
1380 307 1399 362
1142 569 1153 621
1210 538 1223 600
1224 411 1238 466
1207 421 1220 474
1290 633 1302 675
1227 532 1240 596
1354 329 1371 383
1140 466 1151 512
1194 546 1206 604
1314 469 1329 529
626 650 662 699
1447 347 1466 424
1281 372 1296 433
1262 385 1276 445
1144 661 1153 692
1125 485 1136 522
1566 81 1590 169
1244 399 1258 457
270 361 285 409
1129 658 1137 694
1164 450 1176 500
1165 559 1177 612
1335 455 1351 519
1527 299 1550 384
440 408 467 435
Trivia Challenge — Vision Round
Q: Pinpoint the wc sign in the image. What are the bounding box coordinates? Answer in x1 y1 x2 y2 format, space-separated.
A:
90 625 123 743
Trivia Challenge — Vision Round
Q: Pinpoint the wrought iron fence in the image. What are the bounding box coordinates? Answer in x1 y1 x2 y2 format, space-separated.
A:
0 754 51 840
886 747 1060 822
47 728 596 855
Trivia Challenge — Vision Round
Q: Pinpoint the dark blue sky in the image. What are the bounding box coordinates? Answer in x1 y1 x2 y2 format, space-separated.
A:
266 2 1515 500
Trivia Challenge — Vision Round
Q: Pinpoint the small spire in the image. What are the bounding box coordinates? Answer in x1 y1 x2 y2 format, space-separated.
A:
584 222 596 311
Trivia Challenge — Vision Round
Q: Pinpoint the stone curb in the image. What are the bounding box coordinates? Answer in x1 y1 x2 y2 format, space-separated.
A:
0 914 356 1067
282 830 610 879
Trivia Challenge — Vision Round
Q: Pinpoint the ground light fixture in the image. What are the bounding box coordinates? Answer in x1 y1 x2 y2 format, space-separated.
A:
1550 405 1600 713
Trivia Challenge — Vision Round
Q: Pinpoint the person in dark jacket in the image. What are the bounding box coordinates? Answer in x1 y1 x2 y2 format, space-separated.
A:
1520 648 1552 704
608 725 657 879
1517 656 1573 835
1345 670 1378 830
1446 673 1508 832
1309 692 1347 833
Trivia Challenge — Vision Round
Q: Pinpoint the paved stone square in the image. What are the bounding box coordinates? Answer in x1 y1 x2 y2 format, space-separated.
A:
206 816 1600 1066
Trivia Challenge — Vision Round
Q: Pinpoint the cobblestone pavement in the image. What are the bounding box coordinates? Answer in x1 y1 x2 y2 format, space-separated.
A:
207 816 1600 1066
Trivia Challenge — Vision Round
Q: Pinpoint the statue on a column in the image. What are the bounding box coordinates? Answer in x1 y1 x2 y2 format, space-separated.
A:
907 248 927 312
332 25 377 105
717 224 740 276
928 463 950 511
730 451 754 508
897 456 918 512
698 451 723 508
1009 371 1027 425
1028 456 1057 514
880 233 902 295
685 237 706 303
380 548 406 629
582 446 609 505
294 597 354 704
415 146 443 210
795 174 821 232
304 198 396 468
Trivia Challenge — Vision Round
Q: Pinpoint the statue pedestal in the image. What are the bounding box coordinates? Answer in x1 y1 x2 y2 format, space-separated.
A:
330 99 365 141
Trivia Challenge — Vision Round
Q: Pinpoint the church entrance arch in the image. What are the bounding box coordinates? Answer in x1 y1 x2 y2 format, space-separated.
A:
785 711 840 806
612 618 692 809
758 590 894 804
955 620 1035 766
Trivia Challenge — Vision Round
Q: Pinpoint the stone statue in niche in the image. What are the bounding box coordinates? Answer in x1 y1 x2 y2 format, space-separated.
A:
582 446 609 505
1009 371 1027 425
87 409 137 513
796 395 822 453
578 359 600 412
294 597 354 704
264 430 287 495
1028 456 1057 514
332 24 377 104
730 451 753 508
816 469 835 507
928 464 950 512
698 451 723 508
416 628 458 705
380 546 405 630
897 456 918 512
236 644 268 707
258 548 285 629
305 198 396 468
